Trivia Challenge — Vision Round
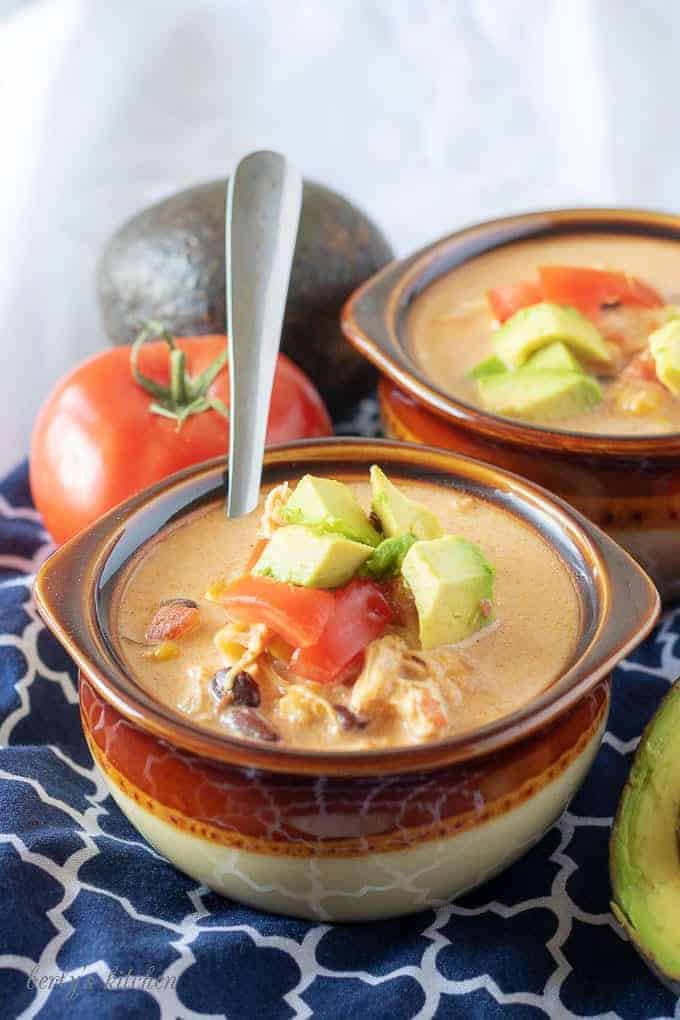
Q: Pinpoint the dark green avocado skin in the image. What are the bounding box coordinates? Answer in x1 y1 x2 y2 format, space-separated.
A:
97 179 393 413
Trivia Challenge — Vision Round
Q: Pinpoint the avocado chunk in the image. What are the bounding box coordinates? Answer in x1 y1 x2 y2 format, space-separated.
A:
253 525 372 589
524 340 584 373
370 466 443 540
477 369 602 421
649 320 680 395
360 534 417 580
610 680 680 992
468 355 506 379
282 474 380 546
401 537 494 649
493 302 612 369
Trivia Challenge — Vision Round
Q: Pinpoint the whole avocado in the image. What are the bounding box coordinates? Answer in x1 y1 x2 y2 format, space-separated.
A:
97 179 393 413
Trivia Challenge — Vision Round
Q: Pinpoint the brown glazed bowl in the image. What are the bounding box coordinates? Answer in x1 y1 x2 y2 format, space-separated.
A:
341 208 680 602
34 439 659 921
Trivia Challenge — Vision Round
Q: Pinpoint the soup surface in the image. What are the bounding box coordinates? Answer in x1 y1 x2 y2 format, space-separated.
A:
409 232 680 434
115 477 581 751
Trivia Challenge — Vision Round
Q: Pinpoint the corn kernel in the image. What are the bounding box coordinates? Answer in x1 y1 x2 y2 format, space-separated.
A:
204 579 228 603
148 641 180 662
213 627 247 663
612 381 665 416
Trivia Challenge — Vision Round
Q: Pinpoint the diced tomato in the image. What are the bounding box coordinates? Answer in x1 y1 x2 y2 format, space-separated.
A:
217 575 333 648
487 281 543 323
622 349 659 382
538 266 663 320
291 579 393 684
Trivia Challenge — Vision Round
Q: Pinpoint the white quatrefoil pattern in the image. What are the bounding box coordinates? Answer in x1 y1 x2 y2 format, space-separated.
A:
1 452 679 1020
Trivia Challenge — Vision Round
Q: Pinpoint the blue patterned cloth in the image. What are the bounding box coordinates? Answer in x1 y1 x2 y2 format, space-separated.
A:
1 450 679 1020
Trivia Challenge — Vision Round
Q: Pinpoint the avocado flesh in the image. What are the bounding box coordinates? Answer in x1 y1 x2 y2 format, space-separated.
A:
254 525 372 589
649 320 680 395
477 370 602 421
468 355 506 379
282 474 380 547
370 466 443 541
360 534 417 580
524 340 584 373
493 302 612 369
401 537 494 649
469 341 582 381
611 680 680 988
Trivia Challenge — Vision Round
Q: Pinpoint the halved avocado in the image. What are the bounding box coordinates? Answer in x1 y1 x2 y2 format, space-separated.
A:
96 179 393 412
610 679 680 993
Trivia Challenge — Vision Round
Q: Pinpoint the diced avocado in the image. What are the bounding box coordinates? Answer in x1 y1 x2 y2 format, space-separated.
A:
401 537 494 649
477 370 602 421
610 680 680 993
649 320 680 395
370 466 443 540
493 302 612 369
253 525 372 588
524 340 584 373
360 534 417 580
468 355 506 379
282 474 380 546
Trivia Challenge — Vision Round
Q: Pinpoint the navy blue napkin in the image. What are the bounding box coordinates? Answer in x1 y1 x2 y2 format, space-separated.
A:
1 456 678 1019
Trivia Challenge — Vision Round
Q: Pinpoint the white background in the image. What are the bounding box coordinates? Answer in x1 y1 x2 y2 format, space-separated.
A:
1 0 679 473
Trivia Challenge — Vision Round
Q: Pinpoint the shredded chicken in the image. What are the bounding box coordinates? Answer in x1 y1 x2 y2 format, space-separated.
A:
177 665 214 717
277 684 338 729
214 620 269 680
258 482 290 539
599 305 665 356
350 634 470 739
400 686 448 739
349 634 405 714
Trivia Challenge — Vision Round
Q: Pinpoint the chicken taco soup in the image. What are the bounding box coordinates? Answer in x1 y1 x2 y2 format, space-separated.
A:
115 467 581 750
410 233 680 435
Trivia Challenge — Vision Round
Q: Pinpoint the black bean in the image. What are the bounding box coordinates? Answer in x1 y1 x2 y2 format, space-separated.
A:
222 707 279 742
160 597 199 609
333 704 368 731
231 671 261 707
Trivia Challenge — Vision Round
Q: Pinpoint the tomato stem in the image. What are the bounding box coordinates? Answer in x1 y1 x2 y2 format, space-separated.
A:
130 321 229 426
169 349 188 405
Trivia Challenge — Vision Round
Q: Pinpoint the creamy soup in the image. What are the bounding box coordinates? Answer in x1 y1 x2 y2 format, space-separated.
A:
115 477 581 751
409 233 680 435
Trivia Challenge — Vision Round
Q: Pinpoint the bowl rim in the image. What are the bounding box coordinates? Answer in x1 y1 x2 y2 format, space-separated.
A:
33 438 660 776
341 207 680 457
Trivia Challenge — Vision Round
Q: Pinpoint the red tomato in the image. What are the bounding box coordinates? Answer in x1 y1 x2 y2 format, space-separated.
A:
30 332 332 543
538 266 662 320
487 281 543 322
217 575 334 648
291 578 393 684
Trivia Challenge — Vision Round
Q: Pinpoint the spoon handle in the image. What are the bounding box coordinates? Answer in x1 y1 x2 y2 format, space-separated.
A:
226 151 302 517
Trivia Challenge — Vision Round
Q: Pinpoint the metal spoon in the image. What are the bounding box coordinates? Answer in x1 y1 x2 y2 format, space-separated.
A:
225 151 303 517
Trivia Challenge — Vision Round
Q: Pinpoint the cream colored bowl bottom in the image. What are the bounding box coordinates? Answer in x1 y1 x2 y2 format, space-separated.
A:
103 717 604 922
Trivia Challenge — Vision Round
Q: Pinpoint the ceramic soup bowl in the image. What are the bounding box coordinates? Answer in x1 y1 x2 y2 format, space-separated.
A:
34 439 659 921
341 209 680 602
